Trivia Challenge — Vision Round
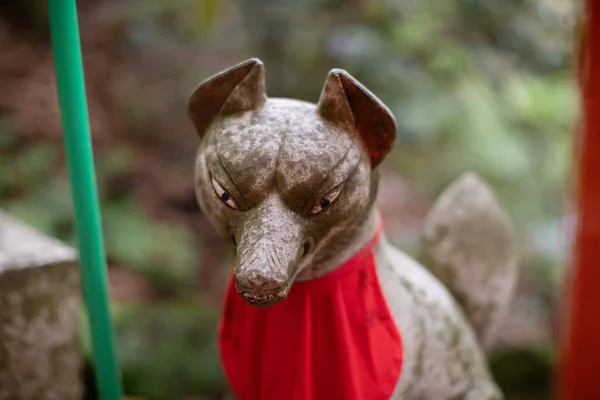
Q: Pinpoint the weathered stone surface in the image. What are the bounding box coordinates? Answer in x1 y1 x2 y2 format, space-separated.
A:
0 211 82 400
420 173 519 352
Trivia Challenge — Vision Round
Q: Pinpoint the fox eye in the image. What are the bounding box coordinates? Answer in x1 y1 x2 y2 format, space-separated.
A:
211 177 239 210
308 185 343 216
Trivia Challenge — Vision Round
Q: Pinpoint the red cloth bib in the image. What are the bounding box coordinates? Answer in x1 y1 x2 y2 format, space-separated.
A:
218 225 403 400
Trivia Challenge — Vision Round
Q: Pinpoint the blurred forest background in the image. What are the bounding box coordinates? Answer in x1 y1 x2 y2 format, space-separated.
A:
0 0 581 399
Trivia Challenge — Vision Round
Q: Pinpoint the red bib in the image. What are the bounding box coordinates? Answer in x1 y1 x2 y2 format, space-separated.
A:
218 225 403 400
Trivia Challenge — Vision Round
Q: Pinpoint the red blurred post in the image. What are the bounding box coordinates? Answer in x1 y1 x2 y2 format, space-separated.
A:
559 0 600 398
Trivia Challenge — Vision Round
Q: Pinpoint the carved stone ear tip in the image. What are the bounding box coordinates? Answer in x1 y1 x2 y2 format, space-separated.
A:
236 57 264 71
324 69 394 113
225 57 264 69
196 58 264 87
187 57 267 138
326 69 361 87
246 57 264 66
320 66 397 125
328 68 350 77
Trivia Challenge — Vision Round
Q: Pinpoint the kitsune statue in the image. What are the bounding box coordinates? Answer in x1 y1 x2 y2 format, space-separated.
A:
188 58 518 400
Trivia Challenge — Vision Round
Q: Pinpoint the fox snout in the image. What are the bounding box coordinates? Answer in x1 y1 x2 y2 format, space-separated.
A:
232 195 310 308
234 240 304 308
235 270 287 291
235 254 291 307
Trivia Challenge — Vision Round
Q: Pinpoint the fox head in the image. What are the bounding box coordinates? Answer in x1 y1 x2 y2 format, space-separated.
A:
188 58 396 308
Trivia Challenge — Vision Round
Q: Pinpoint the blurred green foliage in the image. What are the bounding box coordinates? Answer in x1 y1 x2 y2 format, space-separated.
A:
489 346 555 400
79 301 225 400
103 202 199 293
114 302 224 399
0 0 578 399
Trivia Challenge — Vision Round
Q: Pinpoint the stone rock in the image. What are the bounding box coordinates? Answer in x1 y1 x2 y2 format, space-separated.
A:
0 211 82 400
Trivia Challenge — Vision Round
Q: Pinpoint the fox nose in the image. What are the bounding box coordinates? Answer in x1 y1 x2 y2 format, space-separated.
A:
235 271 287 291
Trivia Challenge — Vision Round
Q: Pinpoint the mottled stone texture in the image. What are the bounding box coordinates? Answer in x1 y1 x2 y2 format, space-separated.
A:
420 173 518 352
0 211 82 400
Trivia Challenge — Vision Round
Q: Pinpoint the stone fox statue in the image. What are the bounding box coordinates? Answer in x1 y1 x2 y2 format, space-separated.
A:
188 58 518 400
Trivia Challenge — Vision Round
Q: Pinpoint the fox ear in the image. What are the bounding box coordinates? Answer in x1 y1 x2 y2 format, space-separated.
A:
188 58 267 137
316 69 396 168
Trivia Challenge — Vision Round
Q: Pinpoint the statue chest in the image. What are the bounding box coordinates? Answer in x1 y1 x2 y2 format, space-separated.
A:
218 232 403 400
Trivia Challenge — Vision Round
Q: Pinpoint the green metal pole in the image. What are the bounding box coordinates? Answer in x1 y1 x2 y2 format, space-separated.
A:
48 1 123 399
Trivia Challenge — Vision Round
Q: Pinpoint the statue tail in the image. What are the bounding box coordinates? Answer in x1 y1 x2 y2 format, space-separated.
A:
420 172 519 352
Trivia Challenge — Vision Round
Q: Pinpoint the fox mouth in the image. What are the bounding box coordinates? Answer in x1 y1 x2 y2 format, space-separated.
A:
232 227 310 308
235 282 292 308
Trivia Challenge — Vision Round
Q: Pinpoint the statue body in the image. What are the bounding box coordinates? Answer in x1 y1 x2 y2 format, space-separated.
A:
188 59 518 400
